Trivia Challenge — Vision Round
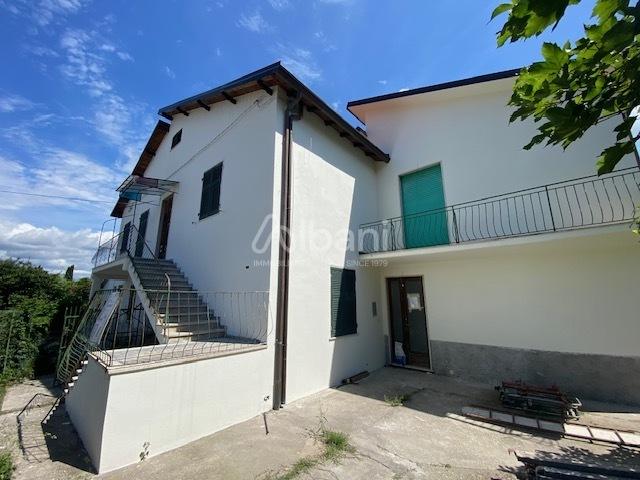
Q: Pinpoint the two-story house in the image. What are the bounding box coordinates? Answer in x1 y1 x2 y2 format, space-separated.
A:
58 62 640 473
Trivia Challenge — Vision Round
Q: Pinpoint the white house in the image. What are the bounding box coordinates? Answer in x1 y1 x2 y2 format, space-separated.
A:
59 63 640 473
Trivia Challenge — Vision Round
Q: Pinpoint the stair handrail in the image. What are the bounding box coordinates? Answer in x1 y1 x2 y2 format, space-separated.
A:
163 273 171 327
93 223 163 268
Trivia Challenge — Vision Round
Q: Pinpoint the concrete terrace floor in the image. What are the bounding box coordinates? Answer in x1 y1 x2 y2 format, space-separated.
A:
2 368 640 480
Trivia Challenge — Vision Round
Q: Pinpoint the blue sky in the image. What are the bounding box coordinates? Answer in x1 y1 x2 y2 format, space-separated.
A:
0 0 596 276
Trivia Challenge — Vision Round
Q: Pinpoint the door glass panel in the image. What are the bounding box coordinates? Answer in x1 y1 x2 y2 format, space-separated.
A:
388 279 403 343
404 278 428 355
135 210 149 257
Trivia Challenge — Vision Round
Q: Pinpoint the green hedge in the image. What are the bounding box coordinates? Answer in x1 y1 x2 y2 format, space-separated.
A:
0 260 91 387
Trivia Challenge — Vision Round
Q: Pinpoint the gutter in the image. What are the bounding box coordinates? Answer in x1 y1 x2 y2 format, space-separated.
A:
272 90 303 410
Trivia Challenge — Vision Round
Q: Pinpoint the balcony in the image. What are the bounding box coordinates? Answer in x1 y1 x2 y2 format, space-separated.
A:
359 168 640 254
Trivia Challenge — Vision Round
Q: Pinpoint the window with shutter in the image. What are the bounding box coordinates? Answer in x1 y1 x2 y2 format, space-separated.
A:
171 129 182 149
199 163 223 219
330 267 357 337
119 222 131 254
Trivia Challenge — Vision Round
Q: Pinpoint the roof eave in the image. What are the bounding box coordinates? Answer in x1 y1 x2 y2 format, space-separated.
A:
346 68 522 123
157 63 389 163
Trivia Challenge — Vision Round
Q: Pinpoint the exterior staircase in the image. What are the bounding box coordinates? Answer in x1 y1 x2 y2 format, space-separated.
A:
130 257 227 342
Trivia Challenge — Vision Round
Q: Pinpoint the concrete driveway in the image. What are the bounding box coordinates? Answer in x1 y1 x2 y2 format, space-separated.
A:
3 368 640 479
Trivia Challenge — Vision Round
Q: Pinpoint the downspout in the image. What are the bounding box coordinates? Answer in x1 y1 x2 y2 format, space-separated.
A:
273 91 303 410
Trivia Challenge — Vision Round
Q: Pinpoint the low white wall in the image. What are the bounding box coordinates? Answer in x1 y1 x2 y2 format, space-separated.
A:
378 230 640 358
69 347 273 474
66 357 110 470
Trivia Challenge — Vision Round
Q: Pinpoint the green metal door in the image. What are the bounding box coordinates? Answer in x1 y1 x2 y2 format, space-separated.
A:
400 164 449 248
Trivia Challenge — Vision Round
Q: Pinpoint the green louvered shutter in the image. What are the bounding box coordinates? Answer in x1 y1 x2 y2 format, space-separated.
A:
330 268 357 337
199 163 223 219
400 164 449 248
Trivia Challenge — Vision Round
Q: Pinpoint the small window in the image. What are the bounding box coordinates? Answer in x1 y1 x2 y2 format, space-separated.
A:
119 222 131 254
171 129 182 149
199 163 223 219
330 267 357 337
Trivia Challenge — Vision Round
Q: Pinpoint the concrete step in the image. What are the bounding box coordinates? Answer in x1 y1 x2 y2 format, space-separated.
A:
163 322 224 336
134 267 183 275
138 275 190 283
148 294 207 304
136 272 187 280
132 258 176 266
154 307 212 318
166 328 227 341
158 312 218 323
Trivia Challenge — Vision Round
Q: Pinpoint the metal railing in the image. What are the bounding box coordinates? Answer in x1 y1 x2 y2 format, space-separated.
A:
93 223 157 268
359 168 640 254
56 289 123 384
87 289 270 367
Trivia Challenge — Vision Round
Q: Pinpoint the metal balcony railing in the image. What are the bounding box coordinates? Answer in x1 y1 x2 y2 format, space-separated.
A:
60 288 270 369
93 223 156 268
359 168 640 254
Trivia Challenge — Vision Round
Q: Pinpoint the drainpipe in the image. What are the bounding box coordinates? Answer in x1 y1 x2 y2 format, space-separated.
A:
273 91 303 410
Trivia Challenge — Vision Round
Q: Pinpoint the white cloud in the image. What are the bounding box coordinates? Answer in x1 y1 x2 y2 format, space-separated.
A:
1 0 89 27
0 221 101 277
59 29 112 96
398 88 410 92
0 153 119 211
313 30 337 52
0 94 35 113
238 10 273 33
116 51 133 61
274 44 322 83
164 66 176 79
55 28 149 172
331 101 339 111
267 0 290 10
24 44 60 58
377 80 388 85
215 47 222 57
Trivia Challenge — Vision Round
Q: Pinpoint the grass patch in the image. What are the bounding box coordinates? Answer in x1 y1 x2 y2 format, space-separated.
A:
319 429 354 462
0 451 13 480
384 388 424 407
275 457 318 480
264 416 354 480
384 394 408 407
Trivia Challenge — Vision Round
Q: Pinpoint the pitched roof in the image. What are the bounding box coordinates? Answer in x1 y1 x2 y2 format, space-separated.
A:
158 62 389 163
111 62 391 218
347 68 520 123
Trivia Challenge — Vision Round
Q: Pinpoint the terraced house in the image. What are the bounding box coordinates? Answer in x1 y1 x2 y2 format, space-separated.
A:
57 62 640 473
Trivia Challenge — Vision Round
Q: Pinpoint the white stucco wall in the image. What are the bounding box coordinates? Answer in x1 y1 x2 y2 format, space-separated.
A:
65 357 110 469
378 229 640 358
120 89 279 294
71 348 272 474
284 100 386 403
354 78 636 223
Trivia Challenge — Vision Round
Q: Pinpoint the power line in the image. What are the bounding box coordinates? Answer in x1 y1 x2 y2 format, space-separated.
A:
0 188 113 204
0 187 158 209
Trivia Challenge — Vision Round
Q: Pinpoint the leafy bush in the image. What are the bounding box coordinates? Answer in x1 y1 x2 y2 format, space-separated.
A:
0 260 91 390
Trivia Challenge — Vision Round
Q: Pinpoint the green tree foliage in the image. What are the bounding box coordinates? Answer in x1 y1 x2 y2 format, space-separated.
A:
492 0 640 174
0 260 91 384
